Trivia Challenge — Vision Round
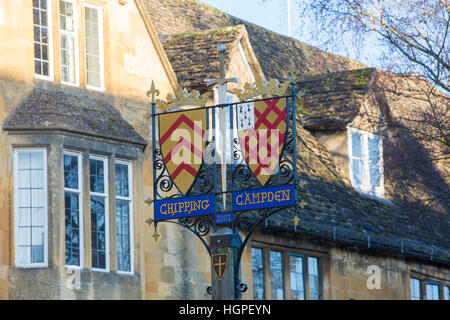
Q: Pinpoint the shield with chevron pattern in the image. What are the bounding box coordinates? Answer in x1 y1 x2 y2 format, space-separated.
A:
238 98 287 185
159 109 206 195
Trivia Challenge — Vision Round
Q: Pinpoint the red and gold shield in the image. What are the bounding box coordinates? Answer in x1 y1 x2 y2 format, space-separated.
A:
159 109 206 195
238 98 287 185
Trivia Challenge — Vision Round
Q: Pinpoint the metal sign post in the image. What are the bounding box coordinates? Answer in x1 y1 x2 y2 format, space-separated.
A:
207 44 241 299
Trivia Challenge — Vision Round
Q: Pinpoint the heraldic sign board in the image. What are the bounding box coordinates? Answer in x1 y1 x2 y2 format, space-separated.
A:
147 75 298 243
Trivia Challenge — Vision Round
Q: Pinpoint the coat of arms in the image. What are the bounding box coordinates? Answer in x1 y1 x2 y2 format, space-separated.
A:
159 108 207 195
237 98 287 185
212 253 228 281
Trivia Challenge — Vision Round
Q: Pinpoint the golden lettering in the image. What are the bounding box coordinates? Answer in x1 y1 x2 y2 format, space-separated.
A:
244 193 251 206
236 194 243 206
201 200 209 210
274 191 281 202
261 192 267 203
252 193 260 204
281 190 290 201
160 203 167 215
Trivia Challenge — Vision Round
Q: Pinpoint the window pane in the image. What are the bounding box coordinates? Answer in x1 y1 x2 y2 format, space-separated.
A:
85 6 102 88
269 251 284 300
91 196 106 269
115 163 129 197
31 227 44 263
352 159 362 186
308 257 319 300
252 248 265 300
59 0 76 84
65 192 80 266
351 131 362 158
289 255 305 300
33 0 50 76
64 154 79 189
444 287 449 300
368 136 381 189
116 199 131 272
410 278 421 300
426 283 440 300
15 150 46 265
90 159 104 193
351 131 363 186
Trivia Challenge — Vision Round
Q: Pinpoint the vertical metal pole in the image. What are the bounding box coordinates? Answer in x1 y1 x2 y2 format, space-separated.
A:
292 82 298 210
152 101 157 202
212 107 218 233
229 103 235 197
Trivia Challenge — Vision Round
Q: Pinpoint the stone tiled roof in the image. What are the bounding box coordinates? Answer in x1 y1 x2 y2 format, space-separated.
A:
297 68 376 130
269 176 449 263
162 26 242 90
143 0 367 80
3 87 147 146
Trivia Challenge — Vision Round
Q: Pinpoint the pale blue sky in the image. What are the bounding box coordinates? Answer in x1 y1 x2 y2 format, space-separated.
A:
199 0 380 68
199 0 297 39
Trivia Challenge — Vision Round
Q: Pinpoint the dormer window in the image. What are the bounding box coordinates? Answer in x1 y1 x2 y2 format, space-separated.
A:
348 127 384 198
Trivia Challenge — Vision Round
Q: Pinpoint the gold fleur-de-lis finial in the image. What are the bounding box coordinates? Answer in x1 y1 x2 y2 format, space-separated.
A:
145 217 154 226
152 231 160 242
146 80 160 104
299 200 307 210
293 215 300 227
299 179 306 188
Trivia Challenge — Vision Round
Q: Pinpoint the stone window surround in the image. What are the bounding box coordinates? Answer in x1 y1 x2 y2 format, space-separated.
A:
8 131 142 275
13 147 49 268
251 242 325 300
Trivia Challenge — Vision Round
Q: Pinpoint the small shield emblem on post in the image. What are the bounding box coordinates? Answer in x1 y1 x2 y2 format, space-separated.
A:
212 253 228 281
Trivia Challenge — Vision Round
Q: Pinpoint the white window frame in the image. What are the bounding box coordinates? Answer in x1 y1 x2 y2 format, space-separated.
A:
410 277 422 300
84 3 105 91
115 160 134 275
89 155 109 272
425 281 441 300
347 126 385 198
13 147 49 268
33 0 54 81
64 150 84 269
59 0 80 86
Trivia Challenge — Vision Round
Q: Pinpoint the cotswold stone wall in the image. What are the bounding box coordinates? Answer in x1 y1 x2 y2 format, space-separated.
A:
0 0 179 300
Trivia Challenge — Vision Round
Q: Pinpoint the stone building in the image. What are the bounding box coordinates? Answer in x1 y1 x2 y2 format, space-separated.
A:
0 0 177 299
0 0 448 300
